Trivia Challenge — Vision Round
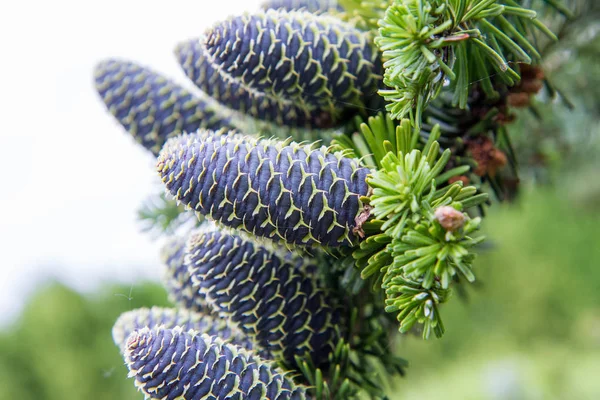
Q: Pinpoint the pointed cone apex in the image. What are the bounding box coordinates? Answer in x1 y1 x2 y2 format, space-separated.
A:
94 59 234 155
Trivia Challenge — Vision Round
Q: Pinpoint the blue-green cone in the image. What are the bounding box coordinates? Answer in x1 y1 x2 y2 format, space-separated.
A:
112 307 254 353
94 59 234 155
187 228 343 367
262 0 343 12
157 130 370 246
205 10 382 114
175 39 333 129
161 236 206 312
125 327 309 399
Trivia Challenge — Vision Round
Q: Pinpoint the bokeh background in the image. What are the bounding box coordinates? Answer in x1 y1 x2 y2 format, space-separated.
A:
1 1 598 399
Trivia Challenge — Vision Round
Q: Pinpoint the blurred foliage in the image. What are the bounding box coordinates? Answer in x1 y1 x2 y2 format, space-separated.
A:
510 4 600 190
390 188 600 399
0 282 169 400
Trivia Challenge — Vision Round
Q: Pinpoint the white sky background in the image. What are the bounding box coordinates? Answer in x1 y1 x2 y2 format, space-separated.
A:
0 0 263 325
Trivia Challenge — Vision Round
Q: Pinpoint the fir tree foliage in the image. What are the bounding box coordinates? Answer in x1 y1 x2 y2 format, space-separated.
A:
93 0 570 398
138 191 197 236
338 0 392 32
333 114 486 337
375 0 556 124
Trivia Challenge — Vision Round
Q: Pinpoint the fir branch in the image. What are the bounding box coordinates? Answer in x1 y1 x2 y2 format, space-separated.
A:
388 205 483 290
337 0 392 31
333 116 489 339
137 191 197 236
331 113 410 170
376 0 557 124
296 309 408 399
384 275 449 339
366 133 486 238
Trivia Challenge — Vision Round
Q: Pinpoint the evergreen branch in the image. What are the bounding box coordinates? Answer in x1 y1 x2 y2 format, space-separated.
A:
333 116 489 339
331 113 411 170
389 205 483 290
296 308 408 398
366 135 486 238
137 191 197 235
376 0 557 125
384 275 449 339
337 0 392 31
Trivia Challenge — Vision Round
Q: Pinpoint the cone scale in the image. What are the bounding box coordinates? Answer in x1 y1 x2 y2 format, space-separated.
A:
157 130 370 247
187 228 343 367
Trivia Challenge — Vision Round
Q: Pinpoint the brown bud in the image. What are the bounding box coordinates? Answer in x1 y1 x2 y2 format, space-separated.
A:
491 149 507 167
488 148 508 177
434 206 466 231
494 110 516 125
353 204 373 239
507 92 531 108
468 137 493 176
520 79 544 94
519 64 544 81
532 66 545 81
449 175 470 185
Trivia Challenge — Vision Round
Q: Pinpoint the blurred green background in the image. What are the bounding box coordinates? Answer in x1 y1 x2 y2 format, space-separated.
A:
2 3 598 400
0 282 170 400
